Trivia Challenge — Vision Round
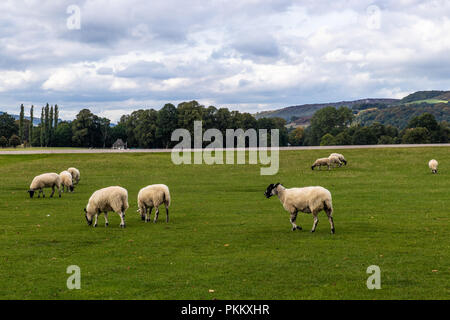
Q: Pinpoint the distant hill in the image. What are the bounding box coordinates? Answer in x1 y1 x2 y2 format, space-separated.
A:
254 90 450 128
0 111 46 126
254 98 399 123
356 102 450 128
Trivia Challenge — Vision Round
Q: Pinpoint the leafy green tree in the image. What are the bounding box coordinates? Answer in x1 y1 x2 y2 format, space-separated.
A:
156 103 178 148
177 100 203 135
0 136 7 148
306 106 354 145
9 134 21 148
334 130 352 145
320 133 336 146
352 127 377 145
288 127 304 146
99 117 110 148
401 127 431 144
0 112 18 139
71 109 104 147
53 122 72 147
215 108 232 133
378 135 394 144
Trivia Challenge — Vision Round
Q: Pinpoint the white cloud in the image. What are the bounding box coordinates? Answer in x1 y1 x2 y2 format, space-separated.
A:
1 1 450 120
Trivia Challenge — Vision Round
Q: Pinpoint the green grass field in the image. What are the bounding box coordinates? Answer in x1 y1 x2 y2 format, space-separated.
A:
0 148 449 299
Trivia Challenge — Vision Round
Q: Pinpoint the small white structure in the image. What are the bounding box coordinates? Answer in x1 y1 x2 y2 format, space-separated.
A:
112 139 127 150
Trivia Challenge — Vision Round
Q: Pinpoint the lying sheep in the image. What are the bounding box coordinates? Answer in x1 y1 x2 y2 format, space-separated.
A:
84 186 129 228
330 153 347 166
428 159 438 174
264 183 335 234
328 155 342 168
68 167 80 185
137 184 171 223
28 173 62 198
311 157 331 170
59 170 74 193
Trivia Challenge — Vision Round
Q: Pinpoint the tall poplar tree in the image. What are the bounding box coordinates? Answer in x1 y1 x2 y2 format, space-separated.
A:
19 104 24 142
44 103 49 146
54 104 59 129
29 105 34 146
40 107 45 147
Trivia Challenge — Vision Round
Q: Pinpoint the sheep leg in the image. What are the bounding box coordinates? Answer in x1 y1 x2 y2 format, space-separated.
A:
154 207 159 223
50 186 55 198
118 211 126 228
325 209 335 234
58 186 61 198
311 211 319 232
290 211 301 231
139 206 146 221
146 207 153 223
165 206 169 223
104 212 109 227
94 214 98 227
38 189 42 198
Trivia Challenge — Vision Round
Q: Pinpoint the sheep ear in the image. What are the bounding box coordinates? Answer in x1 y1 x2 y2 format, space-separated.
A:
275 183 280 187
83 208 87 213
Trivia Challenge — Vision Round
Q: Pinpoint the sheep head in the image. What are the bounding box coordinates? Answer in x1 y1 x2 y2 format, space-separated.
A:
84 208 92 226
264 183 280 198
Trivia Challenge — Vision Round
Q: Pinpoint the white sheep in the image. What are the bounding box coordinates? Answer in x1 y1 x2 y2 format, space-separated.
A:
264 183 335 233
28 173 62 198
311 157 331 170
137 184 171 223
329 153 347 166
67 167 80 185
328 155 342 168
59 170 74 193
428 159 438 174
84 186 129 228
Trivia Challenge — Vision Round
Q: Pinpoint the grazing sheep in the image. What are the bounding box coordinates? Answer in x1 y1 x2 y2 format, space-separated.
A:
329 153 347 166
28 173 62 198
84 186 129 228
311 157 331 170
59 170 74 193
328 155 342 168
137 184 171 223
264 183 335 234
428 159 438 174
67 167 80 185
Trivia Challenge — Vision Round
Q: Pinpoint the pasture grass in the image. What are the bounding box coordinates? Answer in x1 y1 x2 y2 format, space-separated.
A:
0 148 449 299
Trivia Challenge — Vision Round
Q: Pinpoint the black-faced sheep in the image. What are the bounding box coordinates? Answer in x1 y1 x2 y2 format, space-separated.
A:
84 186 129 228
429 159 438 174
28 173 62 198
264 183 335 234
137 184 171 223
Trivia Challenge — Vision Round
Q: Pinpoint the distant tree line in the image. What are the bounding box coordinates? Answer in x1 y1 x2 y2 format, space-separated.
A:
1 102 449 149
287 106 450 146
0 101 288 148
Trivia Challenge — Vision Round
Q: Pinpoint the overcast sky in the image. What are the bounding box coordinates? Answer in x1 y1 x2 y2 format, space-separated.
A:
1 0 450 121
